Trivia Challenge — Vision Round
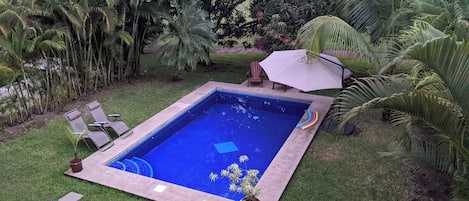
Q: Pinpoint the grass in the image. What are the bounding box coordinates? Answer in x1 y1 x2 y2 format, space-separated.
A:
0 53 414 201
281 111 414 201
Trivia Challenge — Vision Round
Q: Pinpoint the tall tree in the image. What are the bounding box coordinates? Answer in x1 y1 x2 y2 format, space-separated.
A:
114 0 162 78
0 1 65 121
201 0 254 43
155 0 216 77
251 0 339 51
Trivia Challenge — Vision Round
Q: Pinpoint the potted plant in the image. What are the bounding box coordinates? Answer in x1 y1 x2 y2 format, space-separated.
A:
210 155 260 201
65 127 86 173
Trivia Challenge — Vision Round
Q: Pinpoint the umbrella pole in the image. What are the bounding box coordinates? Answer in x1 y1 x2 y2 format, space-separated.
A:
341 68 345 88
307 50 346 68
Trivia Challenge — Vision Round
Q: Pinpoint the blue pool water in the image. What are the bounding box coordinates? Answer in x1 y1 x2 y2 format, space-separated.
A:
109 90 310 200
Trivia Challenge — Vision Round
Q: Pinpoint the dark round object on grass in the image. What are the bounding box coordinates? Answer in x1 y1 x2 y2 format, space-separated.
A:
320 117 356 136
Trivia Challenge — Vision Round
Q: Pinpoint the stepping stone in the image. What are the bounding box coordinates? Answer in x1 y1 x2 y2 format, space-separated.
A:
58 192 83 201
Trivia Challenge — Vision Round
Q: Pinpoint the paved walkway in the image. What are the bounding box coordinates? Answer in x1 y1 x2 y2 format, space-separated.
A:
65 81 334 201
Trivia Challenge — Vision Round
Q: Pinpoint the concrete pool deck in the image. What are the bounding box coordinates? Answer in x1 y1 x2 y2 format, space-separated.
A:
65 81 334 201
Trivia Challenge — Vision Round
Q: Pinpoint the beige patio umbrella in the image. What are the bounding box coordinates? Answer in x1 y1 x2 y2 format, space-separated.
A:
259 49 352 91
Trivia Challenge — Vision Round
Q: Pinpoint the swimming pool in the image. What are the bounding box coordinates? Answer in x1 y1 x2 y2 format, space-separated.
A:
67 81 334 201
108 90 309 200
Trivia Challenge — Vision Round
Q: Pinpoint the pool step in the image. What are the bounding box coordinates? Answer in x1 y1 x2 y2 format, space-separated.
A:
109 161 126 171
132 157 154 177
109 157 154 178
122 159 141 174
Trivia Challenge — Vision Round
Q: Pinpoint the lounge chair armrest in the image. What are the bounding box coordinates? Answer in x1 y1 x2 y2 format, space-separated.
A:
88 123 104 127
93 121 107 125
108 114 121 117
245 70 251 76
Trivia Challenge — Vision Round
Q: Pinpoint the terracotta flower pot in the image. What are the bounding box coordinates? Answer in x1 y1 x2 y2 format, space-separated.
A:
70 158 83 173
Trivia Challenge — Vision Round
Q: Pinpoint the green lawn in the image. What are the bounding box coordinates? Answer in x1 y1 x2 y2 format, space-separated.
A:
0 53 414 201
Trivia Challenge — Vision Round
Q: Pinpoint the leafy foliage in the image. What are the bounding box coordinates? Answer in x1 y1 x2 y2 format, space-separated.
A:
64 127 86 159
156 0 216 71
250 0 339 52
295 16 380 74
201 0 255 41
340 0 469 43
339 0 399 43
0 0 161 127
0 65 15 86
333 37 469 201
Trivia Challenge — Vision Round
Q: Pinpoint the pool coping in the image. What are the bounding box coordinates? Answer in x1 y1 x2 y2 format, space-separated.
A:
65 81 334 201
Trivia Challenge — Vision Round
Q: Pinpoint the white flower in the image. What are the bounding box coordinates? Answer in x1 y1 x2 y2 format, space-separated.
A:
209 155 260 198
221 169 229 176
209 172 218 181
228 163 239 170
239 155 249 163
246 169 259 178
229 184 237 192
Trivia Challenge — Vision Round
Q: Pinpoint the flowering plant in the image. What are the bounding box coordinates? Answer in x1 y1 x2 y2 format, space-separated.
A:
210 155 260 200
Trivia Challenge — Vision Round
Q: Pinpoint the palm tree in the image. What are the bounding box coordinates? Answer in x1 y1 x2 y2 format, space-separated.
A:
296 11 468 199
0 3 40 120
50 0 126 93
340 0 469 43
155 0 216 78
410 0 469 41
110 0 162 78
0 1 67 119
333 37 469 200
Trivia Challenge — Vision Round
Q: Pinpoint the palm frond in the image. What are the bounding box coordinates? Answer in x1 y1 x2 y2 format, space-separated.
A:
0 65 16 86
379 136 456 175
454 0 469 18
334 75 414 119
389 110 412 129
403 37 469 114
380 21 446 74
90 6 118 34
36 39 66 51
415 72 442 90
338 0 385 42
334 75 464 136
385 7 415 34
454 18 469 41
295 15 380 73
0 9 27 36
452 164 469 201
58 6 83 33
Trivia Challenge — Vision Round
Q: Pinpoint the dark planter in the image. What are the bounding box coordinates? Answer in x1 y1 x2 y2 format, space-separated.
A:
242 197 260 201
70 158 83 173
